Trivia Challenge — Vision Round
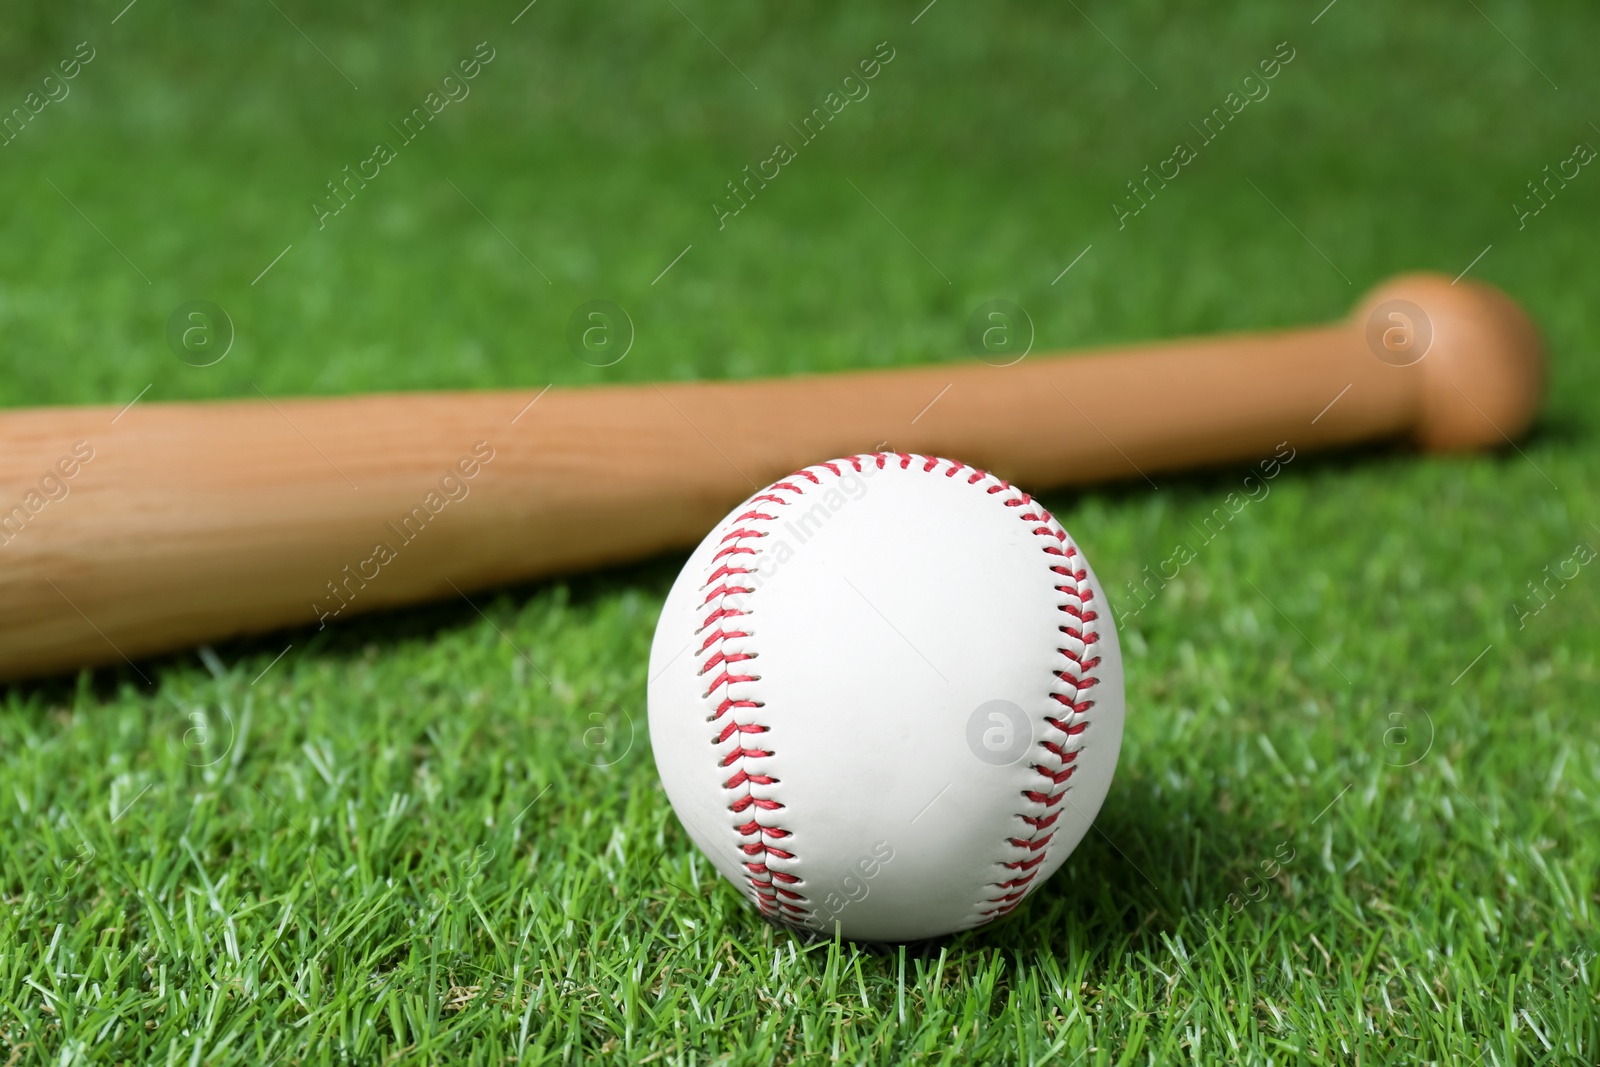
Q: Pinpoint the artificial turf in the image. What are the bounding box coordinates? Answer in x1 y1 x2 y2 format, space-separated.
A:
3 0 1598 1062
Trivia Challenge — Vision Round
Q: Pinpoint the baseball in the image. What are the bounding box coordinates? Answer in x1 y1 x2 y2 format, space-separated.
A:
648 453 1126 941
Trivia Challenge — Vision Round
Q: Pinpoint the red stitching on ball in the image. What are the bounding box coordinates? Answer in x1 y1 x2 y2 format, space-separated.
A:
698 476 810 923
698 606 749 632
723 769 775 789
1045 716 1091 734
698 583 753 607
710 697 760 721
1006 835 1055 852
720 745 775 766
699 650 755 675
994 875 1037 889
698 628 750 654
977 459 1102 921
702 671 758 700
704 564 752 585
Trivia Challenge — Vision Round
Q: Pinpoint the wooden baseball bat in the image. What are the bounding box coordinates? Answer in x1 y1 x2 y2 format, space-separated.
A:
0 273 1541 682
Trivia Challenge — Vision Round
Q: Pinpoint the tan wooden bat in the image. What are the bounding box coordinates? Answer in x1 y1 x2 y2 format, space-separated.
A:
0 273 1542 682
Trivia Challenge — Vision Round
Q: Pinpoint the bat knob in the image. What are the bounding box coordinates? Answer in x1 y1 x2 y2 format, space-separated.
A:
1353 272 1545 452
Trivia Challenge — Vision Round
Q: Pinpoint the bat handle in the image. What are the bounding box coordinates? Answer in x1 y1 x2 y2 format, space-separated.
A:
1355 273 1543 450
792 272 1545 490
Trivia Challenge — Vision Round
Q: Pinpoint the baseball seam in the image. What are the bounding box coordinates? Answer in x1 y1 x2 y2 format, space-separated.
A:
973 470 1099 923
692 452 1099 931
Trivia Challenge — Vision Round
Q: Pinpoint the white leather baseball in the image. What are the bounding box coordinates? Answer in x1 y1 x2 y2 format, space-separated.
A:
648 453 1125 941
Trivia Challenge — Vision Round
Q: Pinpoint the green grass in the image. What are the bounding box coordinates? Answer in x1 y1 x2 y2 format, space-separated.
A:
3 0 1599 1062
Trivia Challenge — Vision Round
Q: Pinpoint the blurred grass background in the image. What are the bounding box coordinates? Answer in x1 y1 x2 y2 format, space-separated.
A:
2 0 1597 1063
